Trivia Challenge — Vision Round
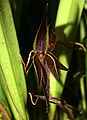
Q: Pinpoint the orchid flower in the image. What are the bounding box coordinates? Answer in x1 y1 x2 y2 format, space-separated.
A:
21 4 68 112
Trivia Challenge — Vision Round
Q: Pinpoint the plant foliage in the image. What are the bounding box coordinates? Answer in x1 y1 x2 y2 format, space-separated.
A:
0 0 87 120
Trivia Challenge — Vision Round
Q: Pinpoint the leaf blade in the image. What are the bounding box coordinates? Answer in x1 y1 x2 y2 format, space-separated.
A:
0 0 29 119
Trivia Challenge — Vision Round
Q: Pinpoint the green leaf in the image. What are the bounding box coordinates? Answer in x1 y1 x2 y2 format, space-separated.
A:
80 4 87 111
54 0 85 99
0 0 29 119
50 0 85 119
85 14 87 110
55 0 85 36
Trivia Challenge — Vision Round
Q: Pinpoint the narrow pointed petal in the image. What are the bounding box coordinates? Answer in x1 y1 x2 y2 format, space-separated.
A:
34 55 42 85
33 4 49 53
34 55 50 113
49 53 68 71
45 54 59 81
48 24 56 52
40 62 50 113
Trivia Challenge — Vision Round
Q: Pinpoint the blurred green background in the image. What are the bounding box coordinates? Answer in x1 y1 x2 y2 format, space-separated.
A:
0 0 87 120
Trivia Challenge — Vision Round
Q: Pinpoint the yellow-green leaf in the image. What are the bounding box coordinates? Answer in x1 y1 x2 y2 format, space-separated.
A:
0 0 29 119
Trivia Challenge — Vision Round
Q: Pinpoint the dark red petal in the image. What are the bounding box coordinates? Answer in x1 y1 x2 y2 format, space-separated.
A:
34 55 42 85
48 24 56 52
49 53 68 71
40 62 50 113
45 54 59 81
34 55 50 112
33 4 48 53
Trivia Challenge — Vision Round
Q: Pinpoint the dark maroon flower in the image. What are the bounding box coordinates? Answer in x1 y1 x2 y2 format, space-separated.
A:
22 4 68 113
